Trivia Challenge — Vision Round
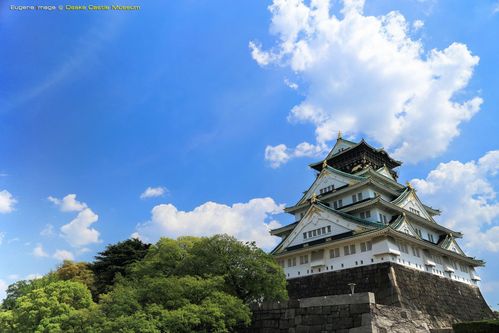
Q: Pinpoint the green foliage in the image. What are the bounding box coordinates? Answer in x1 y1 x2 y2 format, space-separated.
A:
91 238 150 295
56 260 95 292
453 319 499 333
0 234 287 332
2 273 59 310
0 280 94 333
176 234 287 303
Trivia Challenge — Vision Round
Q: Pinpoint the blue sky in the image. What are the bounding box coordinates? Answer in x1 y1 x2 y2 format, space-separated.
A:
1 0 498 308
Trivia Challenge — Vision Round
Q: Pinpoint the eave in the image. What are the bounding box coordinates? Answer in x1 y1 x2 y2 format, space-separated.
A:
285 178 401 214
338 197 462 238
272 226 484 267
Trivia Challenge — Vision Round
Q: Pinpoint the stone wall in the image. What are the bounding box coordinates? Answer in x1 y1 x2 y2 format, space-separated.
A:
239 293 375 333
240 292 458 332
286 262 493 322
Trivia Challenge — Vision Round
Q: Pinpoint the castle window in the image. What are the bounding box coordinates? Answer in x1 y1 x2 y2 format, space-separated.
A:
338 199 343 207
379 213 388 224
308 231 312 238
409 207 420 215
333 201 338 209
299 255 309 265
350 244 356 254
397 242 408 254
327 226 331 233
411 246 420 258
358 192 363 201
344 246 350 255
360 241 372 252
352 194 357 203
329 248 340 258
303 232 307 239
321 227 326 234
287 258 297 267
312 230 317 237
434 255 442 265
427 233 435 243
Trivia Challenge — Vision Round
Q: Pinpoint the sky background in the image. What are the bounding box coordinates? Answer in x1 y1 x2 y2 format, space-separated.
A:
1 0 498 308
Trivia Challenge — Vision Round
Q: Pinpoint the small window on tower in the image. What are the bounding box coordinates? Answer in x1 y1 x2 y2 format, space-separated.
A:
338 199 343 207
352 195 357 203
327 226 331 233
350 244 356 254
344 246 350 256
303 232 307 239
358 192 363 201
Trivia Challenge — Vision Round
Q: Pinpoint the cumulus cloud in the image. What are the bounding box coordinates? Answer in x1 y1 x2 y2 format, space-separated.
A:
48 194 87 212
412 151 499 253
134 198 284 249
33 244 49 257
140 186 168 199
60 208 100 247
53 249 75 261
265 142 327 168
49 194 100 247
0 190 16 213
252 0 481 166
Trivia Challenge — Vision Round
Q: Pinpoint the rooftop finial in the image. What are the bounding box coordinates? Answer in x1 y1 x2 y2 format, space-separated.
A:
322 160 328 169
406 181 413 190
311 193 318 204
337 130 342 139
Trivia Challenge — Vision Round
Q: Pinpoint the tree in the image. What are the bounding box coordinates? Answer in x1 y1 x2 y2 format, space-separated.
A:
91 238 150 295
56 260 95 292
176 234 288 303
3 280 94 332
99 275 250 332
2 273 59 310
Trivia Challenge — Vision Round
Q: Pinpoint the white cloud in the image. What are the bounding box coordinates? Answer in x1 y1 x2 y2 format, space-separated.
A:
60 208 100 247
48 194 87 212
49 194 100 247
413 19 424 30
265 142 327 168
33 244 49 258
40 224 55 237
284 78 299 89
412 151 499 253
493 2 499 15
140 186 168 199
252 0 481 166
0 190 16 213
134 198 284 249
26 273 43 280
53 249 75 261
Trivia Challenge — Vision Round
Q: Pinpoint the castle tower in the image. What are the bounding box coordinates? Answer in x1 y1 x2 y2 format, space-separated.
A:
269 135 492 323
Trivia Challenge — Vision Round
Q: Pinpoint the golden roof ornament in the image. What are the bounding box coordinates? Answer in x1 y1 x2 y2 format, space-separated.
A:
322 160 328 169
406 181 413 190
311 193 318 204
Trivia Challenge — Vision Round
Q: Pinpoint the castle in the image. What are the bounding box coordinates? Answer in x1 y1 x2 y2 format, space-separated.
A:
270 133 483 286
245 134 494 332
